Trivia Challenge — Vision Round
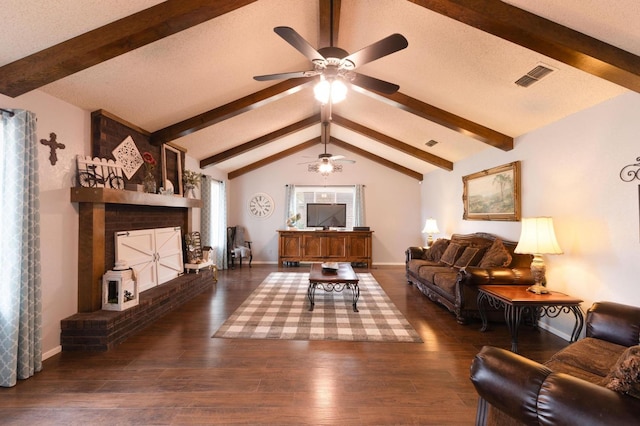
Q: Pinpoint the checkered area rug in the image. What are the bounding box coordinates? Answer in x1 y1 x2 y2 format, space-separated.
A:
213 272 422 343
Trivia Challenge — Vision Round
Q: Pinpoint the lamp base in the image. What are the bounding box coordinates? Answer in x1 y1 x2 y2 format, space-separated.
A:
527 284 549 295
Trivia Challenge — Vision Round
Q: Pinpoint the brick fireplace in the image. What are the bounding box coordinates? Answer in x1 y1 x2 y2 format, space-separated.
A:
62 187 209 351
60 110 211 351
72 187 202 312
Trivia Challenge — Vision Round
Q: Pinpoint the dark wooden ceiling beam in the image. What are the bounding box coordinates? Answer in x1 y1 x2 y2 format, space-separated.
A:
228 138 320 179
330 137 424 181
351 85 513 150
408 0 640 93
0 0 257 97
151 78 314 145
200 114 320 168
319 0 341 48
331 114 453 170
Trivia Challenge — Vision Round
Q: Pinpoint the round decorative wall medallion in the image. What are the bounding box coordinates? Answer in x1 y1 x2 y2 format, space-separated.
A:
248 192 274 218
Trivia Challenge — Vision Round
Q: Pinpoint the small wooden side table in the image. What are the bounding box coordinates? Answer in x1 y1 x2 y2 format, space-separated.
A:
477 285 584 353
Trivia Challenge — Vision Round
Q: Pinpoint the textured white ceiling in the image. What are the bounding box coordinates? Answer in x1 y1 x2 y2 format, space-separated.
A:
1 0 636 176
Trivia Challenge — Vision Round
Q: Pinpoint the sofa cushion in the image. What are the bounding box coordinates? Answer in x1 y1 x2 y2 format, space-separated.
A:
425 238 450 261
440 243 464 266
418 265 454 283
478 238 512 268
454 247 485 268
432 271 459 296
545 337 627 378
407 259 441 275
604 345 640 398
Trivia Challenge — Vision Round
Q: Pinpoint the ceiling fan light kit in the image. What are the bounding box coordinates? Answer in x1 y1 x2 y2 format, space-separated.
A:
308 160 342 176
314 78 347 104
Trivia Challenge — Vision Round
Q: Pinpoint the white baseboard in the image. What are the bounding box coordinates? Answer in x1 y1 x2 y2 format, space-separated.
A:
537 321 571 341
42 345 62 361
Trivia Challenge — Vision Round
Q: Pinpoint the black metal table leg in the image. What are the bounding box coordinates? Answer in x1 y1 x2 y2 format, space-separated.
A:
351 284 360 312
307 283 315 311
478 292 490 332
569 305 585 342
504 305 524 353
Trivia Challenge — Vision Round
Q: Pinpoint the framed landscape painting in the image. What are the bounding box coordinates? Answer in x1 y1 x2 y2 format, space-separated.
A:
463 161 521 221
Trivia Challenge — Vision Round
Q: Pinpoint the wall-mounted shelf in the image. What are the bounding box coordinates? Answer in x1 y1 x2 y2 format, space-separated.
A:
71 187 202 208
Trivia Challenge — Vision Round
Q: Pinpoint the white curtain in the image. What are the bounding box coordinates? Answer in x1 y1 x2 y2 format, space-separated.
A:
0 109 42 387
201 176 227 270
354 184 365 227
284 184 296 223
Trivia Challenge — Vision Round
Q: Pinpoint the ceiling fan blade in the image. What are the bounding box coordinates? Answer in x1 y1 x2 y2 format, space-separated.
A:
342 33 408 68
335 158 356 164
351 72 400 94
330 154 344 160
274 26 326 63
297 160 319 165
254 70 320 81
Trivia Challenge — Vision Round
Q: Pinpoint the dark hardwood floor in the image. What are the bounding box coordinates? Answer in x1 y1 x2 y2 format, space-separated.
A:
0 265 569 425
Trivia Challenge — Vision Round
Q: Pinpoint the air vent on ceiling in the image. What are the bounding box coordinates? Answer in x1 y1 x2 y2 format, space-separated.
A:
515 63 556 87
425 139 438 147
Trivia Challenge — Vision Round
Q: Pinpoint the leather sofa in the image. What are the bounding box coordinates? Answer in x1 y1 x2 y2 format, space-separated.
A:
406 232 534 324
470 301 640 425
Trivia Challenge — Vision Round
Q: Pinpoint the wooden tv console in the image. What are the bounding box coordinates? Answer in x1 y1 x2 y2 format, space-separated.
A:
277 230 373 267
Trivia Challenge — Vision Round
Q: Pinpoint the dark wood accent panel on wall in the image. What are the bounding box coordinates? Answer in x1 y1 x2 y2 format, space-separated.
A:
91 110 184 188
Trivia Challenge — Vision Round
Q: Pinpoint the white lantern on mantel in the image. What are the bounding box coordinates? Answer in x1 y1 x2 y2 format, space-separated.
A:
102 260 138 311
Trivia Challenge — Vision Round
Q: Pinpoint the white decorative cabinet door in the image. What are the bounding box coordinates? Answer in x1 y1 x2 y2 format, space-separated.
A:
155 227 184 285
115 227 183 293
115 229 157 292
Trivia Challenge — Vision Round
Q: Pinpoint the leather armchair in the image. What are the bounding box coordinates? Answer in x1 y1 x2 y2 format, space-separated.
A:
470 301 640 425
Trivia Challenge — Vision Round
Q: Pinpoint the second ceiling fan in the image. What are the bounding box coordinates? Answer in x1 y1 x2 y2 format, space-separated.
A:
299 121 355 175
253 26 408 97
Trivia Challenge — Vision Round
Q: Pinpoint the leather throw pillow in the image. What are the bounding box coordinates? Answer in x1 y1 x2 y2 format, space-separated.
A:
440 243 464 266
605 345 640 398
478 238 512 268
454 246 485 268
425 238 450 261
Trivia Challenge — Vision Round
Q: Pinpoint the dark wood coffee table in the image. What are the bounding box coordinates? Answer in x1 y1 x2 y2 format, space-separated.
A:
308 263 360 312
477 285 584 353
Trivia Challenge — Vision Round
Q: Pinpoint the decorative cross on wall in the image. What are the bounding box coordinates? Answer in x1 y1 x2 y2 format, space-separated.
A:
40 132 65 165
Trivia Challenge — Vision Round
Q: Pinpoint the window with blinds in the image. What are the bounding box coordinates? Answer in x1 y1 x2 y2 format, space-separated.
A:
293 186 356 229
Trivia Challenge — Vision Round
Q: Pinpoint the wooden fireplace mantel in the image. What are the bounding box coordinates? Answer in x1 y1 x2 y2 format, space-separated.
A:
71 187 203 208
71 187 202 312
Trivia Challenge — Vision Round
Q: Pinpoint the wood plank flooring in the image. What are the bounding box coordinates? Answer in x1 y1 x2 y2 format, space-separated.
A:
0 265 570 425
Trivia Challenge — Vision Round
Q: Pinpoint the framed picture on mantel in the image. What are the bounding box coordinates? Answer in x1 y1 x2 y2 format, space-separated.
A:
463 161 521 221
162 144 183 196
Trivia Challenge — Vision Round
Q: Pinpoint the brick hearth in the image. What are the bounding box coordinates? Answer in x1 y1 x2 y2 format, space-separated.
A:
61 270 214 351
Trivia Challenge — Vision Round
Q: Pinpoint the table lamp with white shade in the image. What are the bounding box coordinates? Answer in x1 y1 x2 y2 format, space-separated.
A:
514 217 563 294
422 218 439 247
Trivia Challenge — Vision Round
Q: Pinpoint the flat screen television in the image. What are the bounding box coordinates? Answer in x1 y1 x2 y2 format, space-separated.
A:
306 203 347 229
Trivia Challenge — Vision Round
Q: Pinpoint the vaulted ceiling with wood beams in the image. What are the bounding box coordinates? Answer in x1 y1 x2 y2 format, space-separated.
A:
1 0 638 180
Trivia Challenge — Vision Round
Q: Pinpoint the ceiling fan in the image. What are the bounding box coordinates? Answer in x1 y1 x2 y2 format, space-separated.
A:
300 122 355 175
254 26 408 97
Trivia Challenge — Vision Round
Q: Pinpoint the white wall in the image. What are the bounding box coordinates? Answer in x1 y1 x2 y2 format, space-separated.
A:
227 144 423 265
4 87 639 357
422 91 640 339
1 91 90 359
